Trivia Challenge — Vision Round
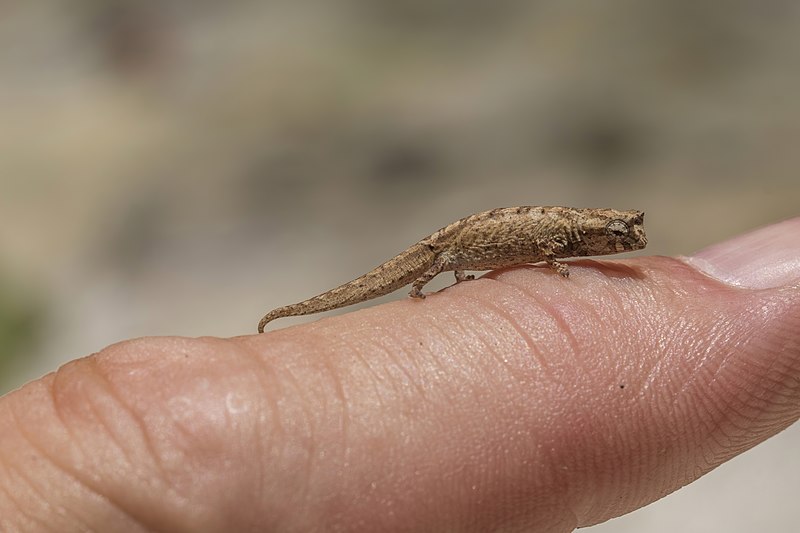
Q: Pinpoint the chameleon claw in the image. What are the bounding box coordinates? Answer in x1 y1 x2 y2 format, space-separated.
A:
454 270 475 282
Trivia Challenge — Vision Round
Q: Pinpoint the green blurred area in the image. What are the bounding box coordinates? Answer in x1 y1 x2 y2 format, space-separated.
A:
0 272 43 393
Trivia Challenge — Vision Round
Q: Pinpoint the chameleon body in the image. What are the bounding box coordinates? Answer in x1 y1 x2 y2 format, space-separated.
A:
257 206 647 332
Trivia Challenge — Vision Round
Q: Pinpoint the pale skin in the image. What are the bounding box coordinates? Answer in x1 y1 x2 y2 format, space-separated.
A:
258 206 647 331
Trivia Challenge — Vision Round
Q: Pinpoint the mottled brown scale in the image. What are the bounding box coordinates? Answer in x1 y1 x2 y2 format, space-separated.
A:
257 206 647 332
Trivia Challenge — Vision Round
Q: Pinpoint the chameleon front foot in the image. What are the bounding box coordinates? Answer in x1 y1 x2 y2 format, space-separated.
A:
546 259 570 278
454 270 475 282
409 285 427 299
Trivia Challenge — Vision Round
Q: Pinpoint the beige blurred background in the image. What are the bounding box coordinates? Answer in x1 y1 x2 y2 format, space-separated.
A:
1 1 798 530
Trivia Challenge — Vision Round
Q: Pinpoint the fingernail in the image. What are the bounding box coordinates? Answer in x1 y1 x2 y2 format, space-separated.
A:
685 217 800 289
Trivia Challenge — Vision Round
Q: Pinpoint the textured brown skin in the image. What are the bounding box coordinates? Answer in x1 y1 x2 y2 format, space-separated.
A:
258 207 647 332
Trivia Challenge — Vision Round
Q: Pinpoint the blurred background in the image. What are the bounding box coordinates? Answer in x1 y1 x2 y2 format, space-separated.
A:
1 0 797 530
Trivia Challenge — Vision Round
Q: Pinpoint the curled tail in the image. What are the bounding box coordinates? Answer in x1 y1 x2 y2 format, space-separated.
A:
257 242 436 332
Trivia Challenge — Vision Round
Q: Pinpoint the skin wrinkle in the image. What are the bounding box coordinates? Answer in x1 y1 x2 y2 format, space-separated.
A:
424 330 460 388
48 367 85 469
62 364 183 533
376 332 432 404
509 277 583 371
473 300 539 384
661 314 708 397
86 356 173 496
0 433 53 525
81 390 171 530
221 338 315 530
670 314 738 408
0 463 52 533
81 381 136 473
562 289 617 370
745 296 800 405
308 332 405 520
217 340 282 527
414 312 464 382
749 354 794 404
332 304 556 528
579 419 637 521
454 284 549 380
300 405 320 518
479 277 638 524
682 365 738 465
552 266 708 511
346 333 396 413
600 266 732 520
244 340 288 441
276 338 320 438
612 298 756 516
662 285 798 488
479 279 562 382
236 342 280 512
429 294 527 391
9 386 88 525
514 284 615 469
404 320 464 401
275 354 322 516
582 267 628 317
722 335 799 434
361 322 428 401
715 371 766 449
403 320 498 470
311 347 350 502
8 384 153 533
378 321 443 401
624 307 663 386
715 368 762 436
702 311 780 428
128 362 260 528
668 397 705 478
769 357 800 411
434 320 502 395
465 332 525 409
22 449 111 533
724 349 781 420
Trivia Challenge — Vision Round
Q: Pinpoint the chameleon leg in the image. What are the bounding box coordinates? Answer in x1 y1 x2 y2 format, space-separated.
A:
545 256 570 277
409 256 449 298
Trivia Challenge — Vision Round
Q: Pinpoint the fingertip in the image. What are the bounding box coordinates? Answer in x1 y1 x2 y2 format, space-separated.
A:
687 216 800 289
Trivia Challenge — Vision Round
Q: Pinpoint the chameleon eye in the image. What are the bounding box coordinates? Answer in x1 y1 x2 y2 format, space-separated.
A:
606 219 629 237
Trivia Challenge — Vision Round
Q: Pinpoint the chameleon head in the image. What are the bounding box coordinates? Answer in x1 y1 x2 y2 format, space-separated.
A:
573 209 647 256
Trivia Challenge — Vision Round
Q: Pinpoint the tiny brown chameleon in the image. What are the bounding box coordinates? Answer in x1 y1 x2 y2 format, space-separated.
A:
258 206 647 332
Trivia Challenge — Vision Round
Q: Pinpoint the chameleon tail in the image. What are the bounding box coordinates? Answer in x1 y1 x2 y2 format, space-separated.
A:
257 242 435 332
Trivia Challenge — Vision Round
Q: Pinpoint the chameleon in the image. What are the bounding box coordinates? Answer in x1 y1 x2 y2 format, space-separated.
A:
257 206 647 332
